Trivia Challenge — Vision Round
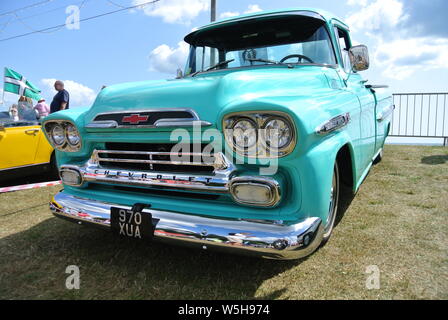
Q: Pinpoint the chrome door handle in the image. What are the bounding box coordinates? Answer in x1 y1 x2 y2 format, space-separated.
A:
25 129 40 135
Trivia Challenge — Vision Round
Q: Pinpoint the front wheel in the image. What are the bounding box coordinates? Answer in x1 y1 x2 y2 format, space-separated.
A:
322 162 340 242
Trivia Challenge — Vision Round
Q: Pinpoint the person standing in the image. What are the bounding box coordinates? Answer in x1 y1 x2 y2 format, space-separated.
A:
33 98 50 118
50 80 69 114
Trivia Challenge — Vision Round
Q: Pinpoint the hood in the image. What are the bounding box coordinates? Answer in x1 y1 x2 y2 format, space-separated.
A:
84 66 340 126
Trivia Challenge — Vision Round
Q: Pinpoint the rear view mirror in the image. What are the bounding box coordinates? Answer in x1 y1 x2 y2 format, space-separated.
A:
349 45 369 72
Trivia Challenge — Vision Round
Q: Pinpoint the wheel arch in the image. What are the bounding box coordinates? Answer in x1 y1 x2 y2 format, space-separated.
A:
335 143 356 191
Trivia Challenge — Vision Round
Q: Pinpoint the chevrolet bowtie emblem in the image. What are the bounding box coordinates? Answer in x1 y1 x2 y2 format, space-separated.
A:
122 114 149 124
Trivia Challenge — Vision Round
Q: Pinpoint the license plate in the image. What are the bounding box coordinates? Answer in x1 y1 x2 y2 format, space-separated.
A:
110 207 154 239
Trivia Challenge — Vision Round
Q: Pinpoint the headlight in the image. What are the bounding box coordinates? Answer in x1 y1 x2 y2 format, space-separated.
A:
223 111 296 158
66 124 80 146
232 118 257 149
44 121 82 152
51 124 65 146
263 118 292 149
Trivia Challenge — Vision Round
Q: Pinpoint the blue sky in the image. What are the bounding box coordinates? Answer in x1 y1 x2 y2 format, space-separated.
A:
0 0 447 108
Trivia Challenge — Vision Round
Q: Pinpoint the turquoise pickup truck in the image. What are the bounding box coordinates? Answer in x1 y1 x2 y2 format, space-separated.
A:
43 8 393 260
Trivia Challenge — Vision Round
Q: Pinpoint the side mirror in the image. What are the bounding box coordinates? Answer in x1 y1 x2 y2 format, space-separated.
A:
349 45 369 72
0 123 5 131
176 68 183 79
34 108 41 120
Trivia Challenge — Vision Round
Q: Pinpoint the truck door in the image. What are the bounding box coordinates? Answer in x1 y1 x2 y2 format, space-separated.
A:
334 26 376 172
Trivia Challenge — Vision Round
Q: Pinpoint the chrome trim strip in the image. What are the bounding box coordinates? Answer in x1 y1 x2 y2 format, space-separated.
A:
93 149 228 170
0 162 51 171
50 191 323 260
154 120 212 127
85 108 212 129
377 104 395 122
85 120 118 129
315 113 351 135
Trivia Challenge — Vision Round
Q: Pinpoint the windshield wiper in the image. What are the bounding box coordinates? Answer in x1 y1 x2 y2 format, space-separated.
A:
189 59 235 77
246 58 295 68
205 59 235 71
247 58 278 64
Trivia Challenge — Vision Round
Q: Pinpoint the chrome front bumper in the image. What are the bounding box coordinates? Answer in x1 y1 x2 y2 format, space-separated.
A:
50 191 324 260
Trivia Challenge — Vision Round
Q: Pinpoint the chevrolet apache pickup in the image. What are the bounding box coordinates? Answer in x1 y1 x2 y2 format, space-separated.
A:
43 8 393 260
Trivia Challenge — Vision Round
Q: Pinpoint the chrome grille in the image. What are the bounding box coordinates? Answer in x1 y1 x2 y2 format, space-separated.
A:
92 143 225 174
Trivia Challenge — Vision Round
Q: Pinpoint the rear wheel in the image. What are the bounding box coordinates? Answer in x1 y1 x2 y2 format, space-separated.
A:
322 162 340 242
373 149 383 165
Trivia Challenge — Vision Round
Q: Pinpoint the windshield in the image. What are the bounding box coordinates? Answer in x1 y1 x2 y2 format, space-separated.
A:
0 100 39 127
184 14 336 76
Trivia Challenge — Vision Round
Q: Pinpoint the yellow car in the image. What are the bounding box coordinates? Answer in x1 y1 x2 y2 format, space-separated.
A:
0 110 56 181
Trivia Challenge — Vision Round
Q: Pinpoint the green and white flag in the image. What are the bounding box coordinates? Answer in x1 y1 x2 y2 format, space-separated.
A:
3 67 42 101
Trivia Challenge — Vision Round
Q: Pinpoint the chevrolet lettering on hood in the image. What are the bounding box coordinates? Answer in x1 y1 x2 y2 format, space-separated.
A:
43 8 392 260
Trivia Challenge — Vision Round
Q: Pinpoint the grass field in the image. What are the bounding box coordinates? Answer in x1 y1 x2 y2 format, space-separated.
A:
0 145 447 299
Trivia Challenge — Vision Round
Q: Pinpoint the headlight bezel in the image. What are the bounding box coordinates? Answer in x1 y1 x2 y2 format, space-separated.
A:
65 123 81 147
51 124 66 146
231 117 258 151
223 111 296 158
43 120 82 152
261 116 294 150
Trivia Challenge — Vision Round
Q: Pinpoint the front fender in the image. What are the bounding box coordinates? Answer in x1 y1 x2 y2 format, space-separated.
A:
42 107 91 165
296 130 355 222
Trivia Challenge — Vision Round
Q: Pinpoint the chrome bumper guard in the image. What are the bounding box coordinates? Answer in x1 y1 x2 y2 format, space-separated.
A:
50 192 324 260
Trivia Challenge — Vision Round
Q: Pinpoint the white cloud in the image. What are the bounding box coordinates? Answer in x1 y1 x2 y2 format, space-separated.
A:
375 38 448 80
41 79 97 106
346 0 405 36
346 0 368 6
148 41 189 74
346 0 448 80
132 0 209 24
219 11 239 19
244 4 262 14
218 4 262 20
